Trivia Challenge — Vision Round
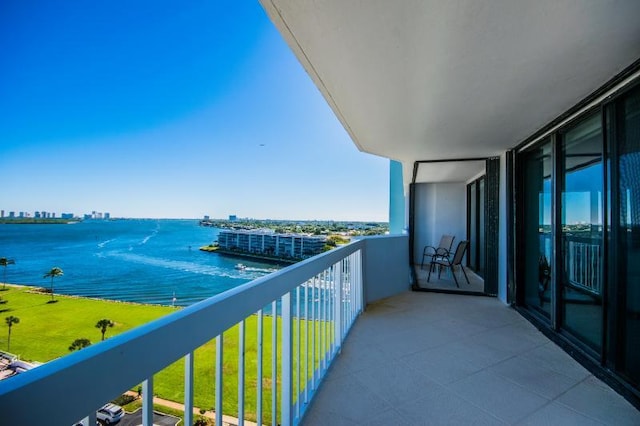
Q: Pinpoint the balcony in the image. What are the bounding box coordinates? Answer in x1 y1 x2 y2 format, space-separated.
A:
0 235 407 425
303 291 640 425
1 235 638 425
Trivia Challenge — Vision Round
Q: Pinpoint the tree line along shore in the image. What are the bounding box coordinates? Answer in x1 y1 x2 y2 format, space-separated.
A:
0 218 81 224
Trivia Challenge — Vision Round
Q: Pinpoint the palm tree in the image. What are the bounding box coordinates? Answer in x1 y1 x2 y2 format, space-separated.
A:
43 267 63 301
68 338 91 351
5 315 19 351
0 258 15 290
95 318 114 341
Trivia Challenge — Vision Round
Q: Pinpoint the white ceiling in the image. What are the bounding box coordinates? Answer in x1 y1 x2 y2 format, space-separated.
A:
416 161 485 184
261 1 640 183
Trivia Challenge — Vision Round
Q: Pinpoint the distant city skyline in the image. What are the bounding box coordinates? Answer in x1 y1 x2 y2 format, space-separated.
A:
0 209 110 220
0 2 388 221
0 208 388 222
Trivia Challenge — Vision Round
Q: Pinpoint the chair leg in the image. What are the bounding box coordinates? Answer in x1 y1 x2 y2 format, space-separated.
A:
427 261 434 282
450 266 460 288
460 265 470 284
421 253 430 270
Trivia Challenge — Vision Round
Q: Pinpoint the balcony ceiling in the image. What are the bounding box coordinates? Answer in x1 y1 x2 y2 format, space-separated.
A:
261 0 640 178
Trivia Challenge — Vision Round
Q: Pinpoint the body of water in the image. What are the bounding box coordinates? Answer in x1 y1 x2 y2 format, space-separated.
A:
0 219 278 306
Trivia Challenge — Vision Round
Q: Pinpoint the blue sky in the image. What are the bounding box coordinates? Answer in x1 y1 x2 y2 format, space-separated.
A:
0 1 389 221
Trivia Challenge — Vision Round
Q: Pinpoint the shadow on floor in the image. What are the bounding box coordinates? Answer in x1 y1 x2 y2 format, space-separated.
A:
414 263 485 293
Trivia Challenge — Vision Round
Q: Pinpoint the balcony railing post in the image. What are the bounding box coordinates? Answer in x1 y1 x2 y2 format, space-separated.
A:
215 334 223 426
281 292 293 426
334 262 343 352
239 319 246 425
185 351 194 426
311 277 316 391
358 249 364 312
295 285 301 420
87 411 97 426
304 279 309 404
257 309 263 426
142 377 154 426
271 300 278 426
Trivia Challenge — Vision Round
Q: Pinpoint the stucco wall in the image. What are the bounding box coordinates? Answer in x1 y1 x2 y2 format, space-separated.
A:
361 235 410 303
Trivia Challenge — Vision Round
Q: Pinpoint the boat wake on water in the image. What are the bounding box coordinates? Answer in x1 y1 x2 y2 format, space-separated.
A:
105 252 271 280
0 219 281 306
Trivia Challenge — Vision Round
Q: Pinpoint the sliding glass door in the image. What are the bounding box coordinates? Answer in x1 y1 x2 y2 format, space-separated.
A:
613 86 640 387
516 83 640 395
467 177 485 277
520 139 553 319
559 113 603 352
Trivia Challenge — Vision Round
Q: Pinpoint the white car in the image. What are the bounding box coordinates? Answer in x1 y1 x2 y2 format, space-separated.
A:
96 403 124 424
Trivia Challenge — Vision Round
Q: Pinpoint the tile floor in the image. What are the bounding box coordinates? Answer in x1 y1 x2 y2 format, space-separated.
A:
415 264 485 293
302 291 640 425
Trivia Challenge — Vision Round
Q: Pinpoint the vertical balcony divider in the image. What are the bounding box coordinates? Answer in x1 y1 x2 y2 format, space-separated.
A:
184 351 194 425
321 269 327 373
311 276 316 391
304 280 309 405
215 334 223 426
143 377 153 425
330 264 335 357
238 319 245 424
295 286 301 419
271 299 278 426
334 262 343 354
281 292 293 426
257 309 263 426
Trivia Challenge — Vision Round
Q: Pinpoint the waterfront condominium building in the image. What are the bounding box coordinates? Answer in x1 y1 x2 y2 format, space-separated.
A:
217 229 327 259
4 3 640 424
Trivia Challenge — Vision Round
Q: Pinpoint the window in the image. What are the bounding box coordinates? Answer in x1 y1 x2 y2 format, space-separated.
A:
520 139 553 319
560 113 603 352
613 86 640 386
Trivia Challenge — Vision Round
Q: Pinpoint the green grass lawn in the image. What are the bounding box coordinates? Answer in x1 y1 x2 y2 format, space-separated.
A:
0 285 174 360
0 284 325 424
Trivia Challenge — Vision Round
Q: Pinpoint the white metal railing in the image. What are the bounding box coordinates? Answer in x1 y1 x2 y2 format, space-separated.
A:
0 240 365 426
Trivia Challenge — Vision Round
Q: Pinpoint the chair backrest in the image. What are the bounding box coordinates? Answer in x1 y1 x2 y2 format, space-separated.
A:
438 235 455 251
451 241 469 265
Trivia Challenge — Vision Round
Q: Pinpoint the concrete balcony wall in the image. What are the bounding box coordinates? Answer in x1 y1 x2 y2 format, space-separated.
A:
361 235 410 303
389 160 406 235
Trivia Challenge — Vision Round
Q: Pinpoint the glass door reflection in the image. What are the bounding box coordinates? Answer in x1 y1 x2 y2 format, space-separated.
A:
560 113 604 352
522 139 553 319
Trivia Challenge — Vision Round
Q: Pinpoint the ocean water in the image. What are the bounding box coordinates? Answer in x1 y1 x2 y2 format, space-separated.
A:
0 219 278 306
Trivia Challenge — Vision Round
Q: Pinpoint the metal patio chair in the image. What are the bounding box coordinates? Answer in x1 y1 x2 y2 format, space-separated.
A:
427 240 470 287
421 234 455 269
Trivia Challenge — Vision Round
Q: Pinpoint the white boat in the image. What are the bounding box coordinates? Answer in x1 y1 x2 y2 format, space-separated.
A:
235 263 247 270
